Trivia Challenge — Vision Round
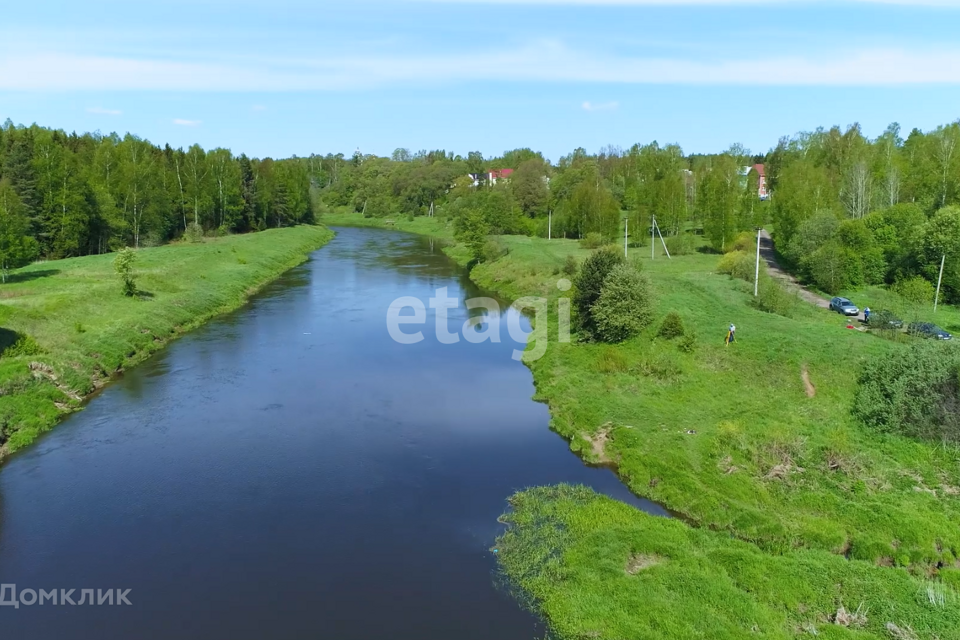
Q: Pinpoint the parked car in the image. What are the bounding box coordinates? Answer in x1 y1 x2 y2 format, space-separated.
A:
867 309 903 329
907 322 953 340
829 297 860 316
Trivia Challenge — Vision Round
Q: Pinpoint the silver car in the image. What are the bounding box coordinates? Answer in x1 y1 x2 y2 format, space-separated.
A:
829 297 860 316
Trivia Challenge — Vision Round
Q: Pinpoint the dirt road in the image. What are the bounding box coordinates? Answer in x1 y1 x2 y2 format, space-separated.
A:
759 230 864 322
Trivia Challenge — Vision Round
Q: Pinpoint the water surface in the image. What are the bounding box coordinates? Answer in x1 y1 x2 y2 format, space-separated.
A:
0 226 665 639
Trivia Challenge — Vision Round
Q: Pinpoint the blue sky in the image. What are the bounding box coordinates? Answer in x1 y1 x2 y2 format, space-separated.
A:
2 0 960 161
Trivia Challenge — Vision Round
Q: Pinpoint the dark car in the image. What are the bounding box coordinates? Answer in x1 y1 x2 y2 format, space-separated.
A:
867 309 903 329
829 297 860 316
908 322 953 340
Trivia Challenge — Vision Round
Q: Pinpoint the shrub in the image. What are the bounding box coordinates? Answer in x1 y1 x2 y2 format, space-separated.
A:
562 254 579 276
729 231 757 253
573 248 624 337
0 334 43 358
184 222 204 243
678 333 697 353
113 247 138 297
717 250 757 283
579 232 605 249
664 234 696 256
592 264 655 343
804 241 863 294
657 312 685 339
894 276 935 320
454 208 491 262
483 237 509 262
853 342 960 444
750 275 797 317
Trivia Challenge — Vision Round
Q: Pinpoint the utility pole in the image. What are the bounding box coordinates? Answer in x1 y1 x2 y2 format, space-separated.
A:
754 227 762 297
655 218 671 259
548 210 552 241
651 215 656 260
935 253 946 313
624 217 628 258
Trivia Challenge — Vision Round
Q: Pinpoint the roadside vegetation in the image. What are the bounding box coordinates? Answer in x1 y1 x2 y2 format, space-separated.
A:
0 225 332 456
324 212 960 639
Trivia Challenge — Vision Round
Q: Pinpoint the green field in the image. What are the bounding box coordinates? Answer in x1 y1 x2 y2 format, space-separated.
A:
0 225 333 457
323 212 960 638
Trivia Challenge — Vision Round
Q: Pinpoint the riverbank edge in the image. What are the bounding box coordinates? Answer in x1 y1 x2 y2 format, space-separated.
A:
0 225 334 462
321 214 960 639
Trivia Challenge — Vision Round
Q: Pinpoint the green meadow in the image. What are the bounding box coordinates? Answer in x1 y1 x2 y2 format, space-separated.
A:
324 212 960 639
0 225 333 457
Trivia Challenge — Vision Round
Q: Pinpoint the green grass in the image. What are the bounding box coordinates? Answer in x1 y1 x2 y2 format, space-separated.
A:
327 214 960 637
0 225 333 456
498 485 960 640
483 240 960 563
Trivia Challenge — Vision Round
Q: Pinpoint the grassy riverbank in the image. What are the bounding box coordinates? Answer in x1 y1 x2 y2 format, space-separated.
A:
324 212 960 637
0 225 333 457
499 485 960 640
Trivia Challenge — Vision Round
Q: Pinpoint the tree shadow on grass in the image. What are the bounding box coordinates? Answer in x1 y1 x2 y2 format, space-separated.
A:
135 290 155 300
4 269 61 284
0 328 19 353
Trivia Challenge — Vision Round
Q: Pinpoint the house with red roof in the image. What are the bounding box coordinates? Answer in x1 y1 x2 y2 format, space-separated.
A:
752 164 769 200
468 168 515 187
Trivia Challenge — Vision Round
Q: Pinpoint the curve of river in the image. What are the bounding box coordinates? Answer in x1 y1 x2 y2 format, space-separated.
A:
0 226 666 639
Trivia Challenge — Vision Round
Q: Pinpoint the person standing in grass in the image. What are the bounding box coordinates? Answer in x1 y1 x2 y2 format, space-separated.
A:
726 323 736 345
864 307 871 324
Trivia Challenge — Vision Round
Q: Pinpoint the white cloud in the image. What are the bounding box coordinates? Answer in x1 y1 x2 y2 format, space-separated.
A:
5 44 960 91
173 118 201 126
582 101 619 111
86 106 122 115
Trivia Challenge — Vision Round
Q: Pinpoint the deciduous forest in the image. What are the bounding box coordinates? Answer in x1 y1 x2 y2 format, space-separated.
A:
315 121 960 302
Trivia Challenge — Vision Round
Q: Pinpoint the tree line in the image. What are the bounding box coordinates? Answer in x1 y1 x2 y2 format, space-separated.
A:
0 120 314 277
314 121 960 302
4 118 960 302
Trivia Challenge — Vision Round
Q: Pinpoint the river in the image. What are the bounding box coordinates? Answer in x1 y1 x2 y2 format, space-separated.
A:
0 226 666 639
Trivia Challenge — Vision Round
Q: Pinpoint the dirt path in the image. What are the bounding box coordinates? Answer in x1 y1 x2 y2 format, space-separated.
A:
801 365 817 398
758 230 832 310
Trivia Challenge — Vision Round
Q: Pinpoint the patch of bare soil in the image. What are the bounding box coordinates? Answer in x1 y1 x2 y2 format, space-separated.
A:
765 455 805 481
833 604 867 628
885 622 919 640
801 365 816 398
584 422 614 465
29 362 82 402
625 553 664 574
718 455 738 475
